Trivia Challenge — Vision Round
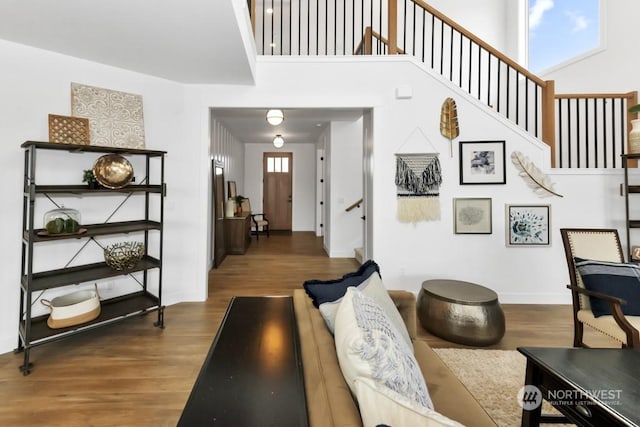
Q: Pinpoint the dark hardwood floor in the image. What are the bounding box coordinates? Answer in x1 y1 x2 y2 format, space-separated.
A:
0 231 617 426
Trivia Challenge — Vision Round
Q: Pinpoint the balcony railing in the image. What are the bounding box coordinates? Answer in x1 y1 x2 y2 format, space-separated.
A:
250 0 636 168
555 92 638 168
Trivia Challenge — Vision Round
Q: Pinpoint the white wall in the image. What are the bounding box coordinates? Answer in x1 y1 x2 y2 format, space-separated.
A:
539 1 639 94
2 0 637 354
210 116 245 192
0 39 206 354
423 0 508 52
208 117 245 268
186 55 628 308
363 109 374 260
243 142 317 231
315 146 326 237
328 120 364 257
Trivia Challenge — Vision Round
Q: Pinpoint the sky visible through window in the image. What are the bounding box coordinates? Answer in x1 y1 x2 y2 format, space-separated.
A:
529 0 599 73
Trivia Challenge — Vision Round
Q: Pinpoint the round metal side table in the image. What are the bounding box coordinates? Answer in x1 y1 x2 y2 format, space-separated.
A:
417 279 505 346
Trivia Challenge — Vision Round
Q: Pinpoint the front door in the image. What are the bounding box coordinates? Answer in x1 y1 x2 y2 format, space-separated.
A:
263 152 292 230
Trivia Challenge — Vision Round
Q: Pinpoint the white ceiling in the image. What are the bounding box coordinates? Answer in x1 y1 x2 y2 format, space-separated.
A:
0 1 364 143
0 0 255 84
212 108 365 145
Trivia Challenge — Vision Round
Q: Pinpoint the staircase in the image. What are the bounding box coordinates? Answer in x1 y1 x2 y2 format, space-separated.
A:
249 0 637 169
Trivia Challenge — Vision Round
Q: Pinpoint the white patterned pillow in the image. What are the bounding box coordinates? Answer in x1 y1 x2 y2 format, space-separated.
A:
355 377 464 427
334 287 433 412
319 273 412 348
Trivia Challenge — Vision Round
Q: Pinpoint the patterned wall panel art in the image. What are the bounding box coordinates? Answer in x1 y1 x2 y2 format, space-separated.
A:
71 83 145 149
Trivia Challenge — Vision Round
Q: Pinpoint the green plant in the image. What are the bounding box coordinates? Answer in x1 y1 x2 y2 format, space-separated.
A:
629 104 640 114
82 169 97 184
234 195 245 206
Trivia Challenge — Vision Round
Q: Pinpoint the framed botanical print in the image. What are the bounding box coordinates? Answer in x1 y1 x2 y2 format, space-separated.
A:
454 198 492 234
506 204 551 246
459 140 506 185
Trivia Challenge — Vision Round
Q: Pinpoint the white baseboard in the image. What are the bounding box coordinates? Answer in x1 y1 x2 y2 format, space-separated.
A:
497 292 572 305
0 335 17 356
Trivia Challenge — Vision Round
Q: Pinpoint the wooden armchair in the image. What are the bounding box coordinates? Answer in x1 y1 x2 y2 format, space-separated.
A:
560 228 640 349
240 198 269 240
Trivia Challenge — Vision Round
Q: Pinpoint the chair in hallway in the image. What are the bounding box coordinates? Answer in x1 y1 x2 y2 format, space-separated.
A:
240 198 269 240
560 228 640 349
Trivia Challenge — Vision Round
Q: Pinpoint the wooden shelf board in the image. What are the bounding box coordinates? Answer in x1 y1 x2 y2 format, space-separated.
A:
23 256 161 292
21 141 166 156
33 184 163 194
25 220 161 242
20 291 160 344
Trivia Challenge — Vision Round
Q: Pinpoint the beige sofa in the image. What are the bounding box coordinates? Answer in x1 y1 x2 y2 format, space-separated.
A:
293 289 497 426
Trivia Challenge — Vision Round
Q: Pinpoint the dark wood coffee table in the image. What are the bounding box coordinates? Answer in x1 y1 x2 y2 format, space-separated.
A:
518 347 640 427
178 296 308 426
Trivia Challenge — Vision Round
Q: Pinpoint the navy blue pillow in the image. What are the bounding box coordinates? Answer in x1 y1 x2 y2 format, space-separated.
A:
303 260 381 307
574 257 640 317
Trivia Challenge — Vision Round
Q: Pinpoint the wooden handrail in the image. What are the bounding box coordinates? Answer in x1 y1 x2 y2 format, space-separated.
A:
354 27 373 55
250 0 256 34
556 92 638 100
542 80 556 167
388 0 397 55
409 0 547 88
404 0 556 163
345 198 363 212
354 27 405 55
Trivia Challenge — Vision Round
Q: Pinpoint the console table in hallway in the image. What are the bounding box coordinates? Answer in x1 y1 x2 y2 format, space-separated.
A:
178 296 308 427
224 212 252 254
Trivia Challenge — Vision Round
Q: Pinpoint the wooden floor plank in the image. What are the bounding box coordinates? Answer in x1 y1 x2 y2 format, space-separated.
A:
0 231 618 426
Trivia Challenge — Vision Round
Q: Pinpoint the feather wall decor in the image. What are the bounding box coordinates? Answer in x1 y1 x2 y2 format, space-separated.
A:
440 97 459 157
511 151 563 198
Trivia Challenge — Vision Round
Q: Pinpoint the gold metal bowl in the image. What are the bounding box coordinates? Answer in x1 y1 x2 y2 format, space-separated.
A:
104 241 145 271
93 154 134 189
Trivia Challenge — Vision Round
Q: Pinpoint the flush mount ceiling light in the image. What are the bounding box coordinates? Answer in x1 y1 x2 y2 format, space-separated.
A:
273 134 284 148
266 109 284 126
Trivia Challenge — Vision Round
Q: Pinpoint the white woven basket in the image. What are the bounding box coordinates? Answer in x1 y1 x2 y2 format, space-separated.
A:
41 285 101 329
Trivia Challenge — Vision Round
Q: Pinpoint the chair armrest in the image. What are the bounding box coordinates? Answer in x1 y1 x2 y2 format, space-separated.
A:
567 285 640 348
251 213 268 221
567 284 627 306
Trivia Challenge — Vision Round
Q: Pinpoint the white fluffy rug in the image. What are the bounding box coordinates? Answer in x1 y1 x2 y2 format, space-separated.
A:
433 348 566 427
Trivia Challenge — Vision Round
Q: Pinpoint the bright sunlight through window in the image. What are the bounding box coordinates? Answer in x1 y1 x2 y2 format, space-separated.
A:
528 0 600 73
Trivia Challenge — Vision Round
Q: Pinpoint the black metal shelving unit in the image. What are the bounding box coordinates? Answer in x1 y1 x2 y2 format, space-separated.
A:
622 153 640 261
17 141 167 375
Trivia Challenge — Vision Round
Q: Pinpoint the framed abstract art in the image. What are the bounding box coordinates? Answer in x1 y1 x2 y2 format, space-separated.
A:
453 198 492 234
459 140 506 185
506 204 551 246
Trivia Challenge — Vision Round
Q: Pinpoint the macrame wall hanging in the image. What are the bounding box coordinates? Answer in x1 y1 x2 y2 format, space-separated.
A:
395 154 442 222
395 127 443 223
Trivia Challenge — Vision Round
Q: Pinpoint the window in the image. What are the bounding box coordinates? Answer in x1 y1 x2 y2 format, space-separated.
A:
528 0 600 73
266 156 289 173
